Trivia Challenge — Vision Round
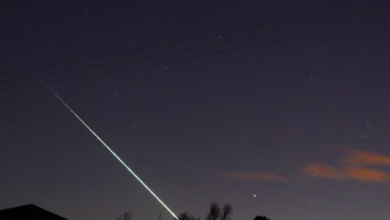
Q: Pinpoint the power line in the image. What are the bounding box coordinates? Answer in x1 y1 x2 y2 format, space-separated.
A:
0 0 366 76
0 16 379 92
0 10 372 84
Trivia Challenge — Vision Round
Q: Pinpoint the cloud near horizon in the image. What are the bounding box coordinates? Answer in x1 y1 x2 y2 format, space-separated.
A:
302 148 390 183
225 172 285 182
226 149 390 183
302 164 345 180
342 148 390 166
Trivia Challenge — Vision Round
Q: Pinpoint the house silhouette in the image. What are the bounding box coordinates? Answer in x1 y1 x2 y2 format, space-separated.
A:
0 204 67 220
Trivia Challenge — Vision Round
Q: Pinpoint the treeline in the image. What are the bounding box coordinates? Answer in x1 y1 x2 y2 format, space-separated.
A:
116 203 270 220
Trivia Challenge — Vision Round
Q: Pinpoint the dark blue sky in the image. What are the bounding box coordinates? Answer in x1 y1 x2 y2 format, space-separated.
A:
1 1 390 220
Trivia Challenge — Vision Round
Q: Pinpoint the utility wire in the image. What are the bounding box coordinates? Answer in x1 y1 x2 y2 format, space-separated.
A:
0 16 380 92
0 10 372 84
0 0 366 76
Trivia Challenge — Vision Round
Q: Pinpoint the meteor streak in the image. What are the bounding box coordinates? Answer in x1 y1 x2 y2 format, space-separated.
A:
40 80 178 219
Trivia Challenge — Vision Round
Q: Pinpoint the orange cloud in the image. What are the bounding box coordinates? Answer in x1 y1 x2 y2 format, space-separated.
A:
227 149 390 184
302 164 345 180
302 149 390 183
226 172 285 182
342 148 390 166
344 166 390 183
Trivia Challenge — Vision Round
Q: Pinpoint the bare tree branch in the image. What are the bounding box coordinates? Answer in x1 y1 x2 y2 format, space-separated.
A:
206 203 220 220
220 204 232 220
117 212 132 220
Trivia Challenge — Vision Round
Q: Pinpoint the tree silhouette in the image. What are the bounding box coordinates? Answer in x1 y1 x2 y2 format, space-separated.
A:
220 204 232 220
178 212 201 220
116 212 132 220
253 215 270 220
206 203 233 220
206 203 220 220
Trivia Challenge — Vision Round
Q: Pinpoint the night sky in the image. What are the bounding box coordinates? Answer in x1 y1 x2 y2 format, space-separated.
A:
1 1 390 220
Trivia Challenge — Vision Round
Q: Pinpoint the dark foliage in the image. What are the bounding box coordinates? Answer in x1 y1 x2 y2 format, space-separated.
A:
117 212 132 220
178 212 201 220
220 204 232 220
254 215 270 220
206 203 233 220
206 203 220 220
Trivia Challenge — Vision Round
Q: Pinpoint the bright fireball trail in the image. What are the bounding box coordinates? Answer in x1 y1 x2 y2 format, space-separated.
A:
40 80 179 219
